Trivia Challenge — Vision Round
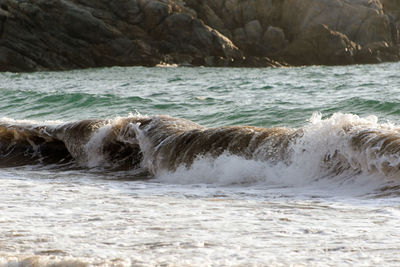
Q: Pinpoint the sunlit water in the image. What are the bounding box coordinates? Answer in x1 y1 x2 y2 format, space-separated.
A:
1 63 400 266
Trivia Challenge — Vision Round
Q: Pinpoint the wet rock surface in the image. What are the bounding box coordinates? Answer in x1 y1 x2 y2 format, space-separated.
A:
0 0 399 71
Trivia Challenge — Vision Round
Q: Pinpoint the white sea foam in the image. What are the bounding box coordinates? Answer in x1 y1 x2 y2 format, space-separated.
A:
84 122 113 168
298 113 400 176
0 167 399 267
155 113 400 196
154 153 389 197
0 255 90 267
156 154 280 185
0 117 65 126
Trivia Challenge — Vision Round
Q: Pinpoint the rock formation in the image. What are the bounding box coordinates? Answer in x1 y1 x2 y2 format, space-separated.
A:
0 0 399 71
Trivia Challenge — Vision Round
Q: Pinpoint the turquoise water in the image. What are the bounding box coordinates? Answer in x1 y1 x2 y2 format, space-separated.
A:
1 63 399 127
1 63 400 266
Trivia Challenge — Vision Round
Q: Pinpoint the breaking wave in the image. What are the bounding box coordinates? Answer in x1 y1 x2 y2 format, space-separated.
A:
1 113 400 192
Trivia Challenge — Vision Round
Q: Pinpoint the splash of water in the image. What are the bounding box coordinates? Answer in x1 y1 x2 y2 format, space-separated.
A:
0 113 400 191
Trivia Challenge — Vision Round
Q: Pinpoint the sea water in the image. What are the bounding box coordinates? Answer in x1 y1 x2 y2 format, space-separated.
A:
0 63 400 266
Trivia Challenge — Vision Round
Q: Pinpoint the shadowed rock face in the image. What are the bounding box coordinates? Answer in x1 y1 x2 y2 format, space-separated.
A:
0 0 399 71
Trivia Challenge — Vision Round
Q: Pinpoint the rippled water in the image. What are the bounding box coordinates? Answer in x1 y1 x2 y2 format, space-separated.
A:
2 63 400 126
1 63 400 266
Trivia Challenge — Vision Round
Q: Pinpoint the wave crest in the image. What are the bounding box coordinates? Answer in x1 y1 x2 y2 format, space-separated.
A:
1 113 400 188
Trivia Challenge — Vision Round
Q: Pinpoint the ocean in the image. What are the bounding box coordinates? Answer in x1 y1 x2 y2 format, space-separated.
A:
0 63 400 266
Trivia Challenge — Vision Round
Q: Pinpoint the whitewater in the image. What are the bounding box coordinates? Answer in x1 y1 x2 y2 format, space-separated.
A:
0 63 400 266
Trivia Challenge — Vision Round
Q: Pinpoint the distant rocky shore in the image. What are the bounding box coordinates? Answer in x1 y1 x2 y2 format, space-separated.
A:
0 0 399 71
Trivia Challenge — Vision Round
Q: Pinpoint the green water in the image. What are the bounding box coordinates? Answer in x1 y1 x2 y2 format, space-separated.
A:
1 63 399 128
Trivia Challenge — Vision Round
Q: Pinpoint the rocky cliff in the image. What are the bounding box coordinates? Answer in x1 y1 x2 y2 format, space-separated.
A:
0 0 399 71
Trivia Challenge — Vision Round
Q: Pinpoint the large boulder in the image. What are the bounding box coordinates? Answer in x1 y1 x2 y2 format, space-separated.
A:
141 1 172 30
184 0 400 65
245 20 263 42
153 12 240 64
381 0 400 44
263 26 288 54
279 24 358 65
0 0 399 71
279 0 391 44
0 0 243 70
276 0 399 64
0 0 158 70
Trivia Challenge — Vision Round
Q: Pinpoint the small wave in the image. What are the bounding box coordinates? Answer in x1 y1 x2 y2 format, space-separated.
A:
1 113 400 192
